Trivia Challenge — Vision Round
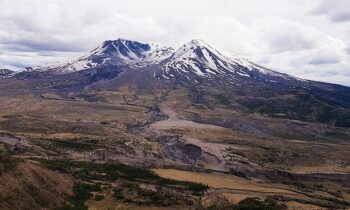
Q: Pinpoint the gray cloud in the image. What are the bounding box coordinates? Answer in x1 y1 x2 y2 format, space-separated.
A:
2 39 84 53
311 0 350 23
254 18 319 53
308 56 339 65
346 46 350 55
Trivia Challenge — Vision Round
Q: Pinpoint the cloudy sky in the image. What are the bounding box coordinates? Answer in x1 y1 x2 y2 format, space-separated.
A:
1 0 350 86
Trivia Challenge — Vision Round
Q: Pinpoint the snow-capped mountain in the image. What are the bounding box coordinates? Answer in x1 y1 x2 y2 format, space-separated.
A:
158 39 294 83
22 37 311 88
32 39 174 73
21 38 311 88
26 38 302 85
28 38 296 83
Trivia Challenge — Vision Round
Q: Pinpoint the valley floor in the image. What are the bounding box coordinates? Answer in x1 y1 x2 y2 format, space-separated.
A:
0 86 349 209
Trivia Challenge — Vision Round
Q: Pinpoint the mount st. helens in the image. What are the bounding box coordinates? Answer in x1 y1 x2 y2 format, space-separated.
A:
14 38 350 127
27 38 298 83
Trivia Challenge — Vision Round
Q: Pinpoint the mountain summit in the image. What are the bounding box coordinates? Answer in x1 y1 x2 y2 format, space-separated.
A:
90 39 174 65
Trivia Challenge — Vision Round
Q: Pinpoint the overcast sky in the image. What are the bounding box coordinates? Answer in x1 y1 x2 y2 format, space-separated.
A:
0 0 349 86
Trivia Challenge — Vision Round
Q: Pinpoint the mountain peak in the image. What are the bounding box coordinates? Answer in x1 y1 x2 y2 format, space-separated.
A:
96 39 151 57
174 39 222 59
189 39 207 46
180 39 213 51
160 39 293 83
116 38 128 42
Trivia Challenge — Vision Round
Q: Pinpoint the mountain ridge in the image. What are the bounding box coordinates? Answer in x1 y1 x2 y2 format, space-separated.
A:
21 38 318 88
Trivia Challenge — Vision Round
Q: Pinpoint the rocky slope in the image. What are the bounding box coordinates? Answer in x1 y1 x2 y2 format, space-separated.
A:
0 157 73 210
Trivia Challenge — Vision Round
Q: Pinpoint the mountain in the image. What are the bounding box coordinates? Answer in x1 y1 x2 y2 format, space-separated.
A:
24 39 313 88
27 39 297 84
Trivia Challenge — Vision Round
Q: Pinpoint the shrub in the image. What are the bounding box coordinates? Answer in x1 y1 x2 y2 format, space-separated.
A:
205 197 287 210
57 182 101 210
0 154 20 175
94 195 104 201
38 159 209 193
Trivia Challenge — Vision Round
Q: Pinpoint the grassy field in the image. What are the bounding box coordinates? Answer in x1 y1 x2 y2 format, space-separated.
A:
153 169 302 195
153 169 350 209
